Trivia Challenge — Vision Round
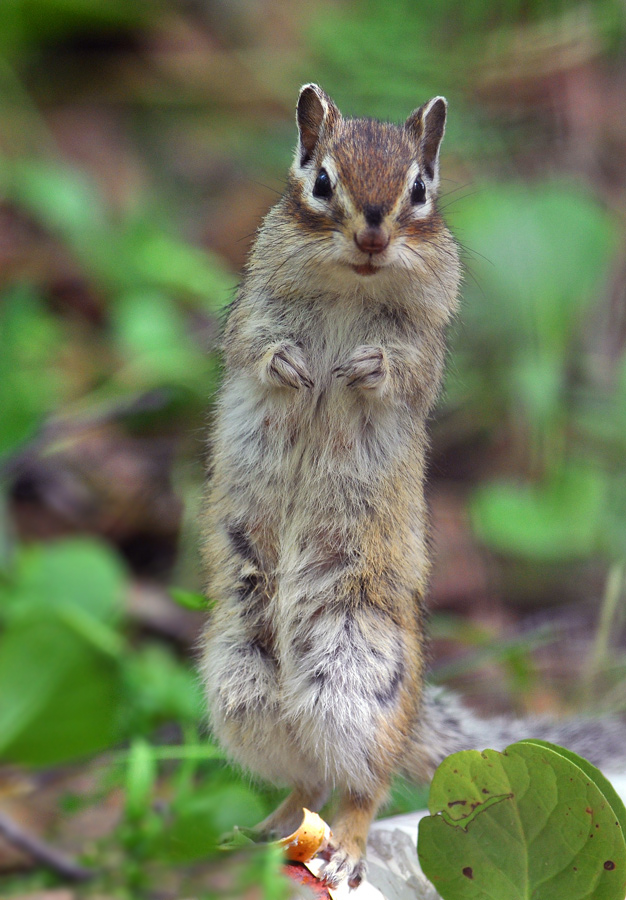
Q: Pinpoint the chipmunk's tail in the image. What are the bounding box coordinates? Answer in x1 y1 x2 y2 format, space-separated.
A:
401 685 626 782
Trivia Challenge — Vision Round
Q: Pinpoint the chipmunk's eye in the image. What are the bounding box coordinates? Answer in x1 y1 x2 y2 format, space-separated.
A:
411 177 426 205
313 168 333 200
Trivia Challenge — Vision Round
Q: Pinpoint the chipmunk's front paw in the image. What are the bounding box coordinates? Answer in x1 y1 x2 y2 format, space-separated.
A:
262 342 314 390
333 345 388 392
318 841 367 889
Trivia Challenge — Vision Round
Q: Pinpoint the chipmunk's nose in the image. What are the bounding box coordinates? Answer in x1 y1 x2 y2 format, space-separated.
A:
355 204 390 254
354 228 390 255
354 224 390 255
355 205 390 254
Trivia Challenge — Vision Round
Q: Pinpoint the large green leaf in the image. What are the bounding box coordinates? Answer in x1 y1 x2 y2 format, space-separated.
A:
518 740 626 841
1 538 125 623
0 612 122 764
418 741 626 900
0 539 126 764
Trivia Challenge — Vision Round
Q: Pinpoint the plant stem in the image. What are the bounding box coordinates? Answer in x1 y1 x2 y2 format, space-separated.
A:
582 560 625 702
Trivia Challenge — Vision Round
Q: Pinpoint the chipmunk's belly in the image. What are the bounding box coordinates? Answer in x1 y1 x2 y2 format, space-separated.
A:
208 377 418 788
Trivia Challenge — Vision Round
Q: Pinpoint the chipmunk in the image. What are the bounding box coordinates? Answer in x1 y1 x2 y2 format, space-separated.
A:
200 84 626 888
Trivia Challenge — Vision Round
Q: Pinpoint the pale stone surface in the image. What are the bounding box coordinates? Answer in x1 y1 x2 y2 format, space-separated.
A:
368 812 439 900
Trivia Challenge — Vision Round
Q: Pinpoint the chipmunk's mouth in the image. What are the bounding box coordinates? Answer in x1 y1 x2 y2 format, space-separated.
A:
352 261 379 276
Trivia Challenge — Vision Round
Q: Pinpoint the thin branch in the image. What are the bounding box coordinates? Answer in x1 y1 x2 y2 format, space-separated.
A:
0 809 95 882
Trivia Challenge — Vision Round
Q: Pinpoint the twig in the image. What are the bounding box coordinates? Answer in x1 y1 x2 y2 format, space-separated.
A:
0 809 95 882
582 560 626 702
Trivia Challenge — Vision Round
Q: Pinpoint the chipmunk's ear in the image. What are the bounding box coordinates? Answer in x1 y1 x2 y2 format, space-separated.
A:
405 96 447 186
296 84 341 167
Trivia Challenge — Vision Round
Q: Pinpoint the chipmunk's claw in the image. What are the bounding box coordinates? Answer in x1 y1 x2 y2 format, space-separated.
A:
333 345 388 391
264 343 314 389
318 842 367 889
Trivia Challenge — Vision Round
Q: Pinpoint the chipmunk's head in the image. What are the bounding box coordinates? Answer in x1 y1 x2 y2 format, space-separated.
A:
284 84 451 282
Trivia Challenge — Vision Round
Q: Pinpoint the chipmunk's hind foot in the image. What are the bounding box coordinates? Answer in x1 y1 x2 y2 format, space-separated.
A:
318 840 367 889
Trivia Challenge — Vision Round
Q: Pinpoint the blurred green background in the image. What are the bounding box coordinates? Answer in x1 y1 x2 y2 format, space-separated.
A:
1 1 625 897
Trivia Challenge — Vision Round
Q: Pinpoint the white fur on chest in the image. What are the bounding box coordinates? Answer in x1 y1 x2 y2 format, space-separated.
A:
220 299 406 493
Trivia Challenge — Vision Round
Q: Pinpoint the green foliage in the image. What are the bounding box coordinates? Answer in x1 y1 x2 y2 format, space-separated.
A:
0 539 125 763
450 182 617 431
0 0 625 895
0 284 66 461
0 535 284 894
0 539 205 764
235 843 293 900
386 777 431 817
161 781 267 862
0 158 235 307
471 464 607 562
444 182 625 565
0 156 231 469
418 741 626 900
112 290 214 395
0 0 151 62
122 644 204 734
113 737 287 896
124 738 158 824
170 587 211 611
309 0 625 98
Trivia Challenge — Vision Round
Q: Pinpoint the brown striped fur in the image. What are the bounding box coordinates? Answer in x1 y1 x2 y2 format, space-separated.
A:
200 84 461 888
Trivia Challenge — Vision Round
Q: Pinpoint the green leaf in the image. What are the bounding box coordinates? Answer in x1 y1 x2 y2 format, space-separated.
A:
453 183 617 349
125 739 158 822
510 354 563 426
122 229 235 309
449 182 618 428
1 538 125 623
471 465 607 562
169 587 209 611
161 783 266 862
0 159 107 243
517 740 626 841
218 826 258 851
56 604 124 658
418 741 626 900
111 291 214 394
0 613 122 764
0 159 234 306
0 539 126 764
